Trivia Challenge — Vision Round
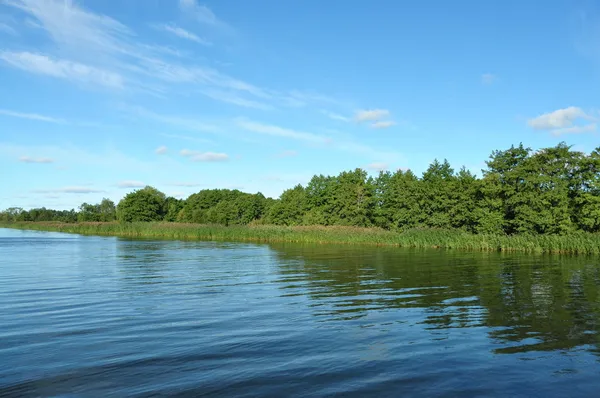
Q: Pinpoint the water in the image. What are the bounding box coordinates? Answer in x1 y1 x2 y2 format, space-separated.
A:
1 228 599 397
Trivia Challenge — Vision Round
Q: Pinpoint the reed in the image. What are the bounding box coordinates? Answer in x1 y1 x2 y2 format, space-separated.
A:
2 222 600 255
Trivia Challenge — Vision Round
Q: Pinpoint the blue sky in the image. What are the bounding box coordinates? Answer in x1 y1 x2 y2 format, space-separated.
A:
1 0 600 210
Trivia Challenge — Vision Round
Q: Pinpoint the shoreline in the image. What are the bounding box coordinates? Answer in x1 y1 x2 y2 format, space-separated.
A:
2 222 600 255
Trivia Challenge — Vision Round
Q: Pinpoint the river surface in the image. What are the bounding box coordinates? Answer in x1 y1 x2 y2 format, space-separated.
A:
1 228 600 397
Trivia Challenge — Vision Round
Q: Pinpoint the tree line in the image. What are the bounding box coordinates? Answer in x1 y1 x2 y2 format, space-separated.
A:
2 142 599 235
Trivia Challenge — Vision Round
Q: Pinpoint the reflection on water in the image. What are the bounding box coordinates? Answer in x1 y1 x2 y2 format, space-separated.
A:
1 228 599 397
271 244 600 355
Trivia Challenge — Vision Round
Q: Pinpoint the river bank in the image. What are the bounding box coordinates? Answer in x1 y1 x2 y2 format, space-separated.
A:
2 221 600 255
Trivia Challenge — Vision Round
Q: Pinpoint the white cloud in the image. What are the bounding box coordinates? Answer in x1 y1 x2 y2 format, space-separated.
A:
551 123 597 136
1 142 153 173
236 120 331 144
117 180 145 188
371 121 396 129
481 73 496 85
528 106 596 135
33 186 104 194
155 145 168 155
0 22 17 35
19 156 54 164
0 109 65 123
179 0 227 29
160 133 213 144
154 24 211 46
169 191 187 198
0 51 124 89
180 149 229 162
288 90 344 107
366 162 388 172
122 106 220 133
321 110 350 122
3 0 345 112
200 89 273 110
355 109 390 122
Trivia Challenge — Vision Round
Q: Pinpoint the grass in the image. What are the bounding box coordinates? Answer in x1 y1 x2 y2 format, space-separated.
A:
2 221 600 255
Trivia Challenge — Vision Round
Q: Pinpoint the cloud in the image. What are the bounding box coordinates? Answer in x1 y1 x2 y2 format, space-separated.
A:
371 121 396 129
154 24 211 46
287 91 345 107
355 109 390 122
0 51 124 89
1 142 153 174
481 73 496 85
169 191 187 199
179 0 228 29
180 149 229 162
527 106 596 135
122 106 220 133
551 123 597 136
155 145 168 155
200 89 273 110
236 120 331 144
3 0 343 112
117 180 146 188
275 150 298 158
0 109 65 123
19 156 54 164
160 133 213 144
33 187 104 194
321 110 350 122
366 162 389 172
0 22 17 35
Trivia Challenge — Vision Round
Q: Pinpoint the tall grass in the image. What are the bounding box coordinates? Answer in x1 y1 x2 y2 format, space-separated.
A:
2 221 600 255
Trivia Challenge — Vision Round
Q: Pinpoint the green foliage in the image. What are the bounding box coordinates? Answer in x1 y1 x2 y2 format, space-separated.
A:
117 186 167 222
4 142 600 240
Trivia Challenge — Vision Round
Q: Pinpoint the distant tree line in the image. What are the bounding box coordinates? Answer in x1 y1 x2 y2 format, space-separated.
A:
2 143 600 235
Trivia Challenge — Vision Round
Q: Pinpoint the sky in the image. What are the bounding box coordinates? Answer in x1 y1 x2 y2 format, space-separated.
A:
1 0 600 210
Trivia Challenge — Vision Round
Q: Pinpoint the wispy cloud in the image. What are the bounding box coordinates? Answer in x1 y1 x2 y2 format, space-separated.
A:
0 109 66 124
236 120 331 144
159 133 213 144
371 120 396 129
551 123 597 136
0 51 124 89
366 162 388 172
321 110 350 122
1 142 153 173
481 73 496 85
19 156 54 164
32 186 104 194
180 149 229 162
3 0 343 112
155 145 168 155
122 106 220 133
153 23 211 46
0 22 17 35
528 106 596 135
355 109 390 122
117 180 145 188
178 0 230 31
200 89 273 110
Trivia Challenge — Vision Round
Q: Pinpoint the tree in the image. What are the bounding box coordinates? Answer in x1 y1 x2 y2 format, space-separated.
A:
266 185 307 225
99 198 117 222
117 186 167 222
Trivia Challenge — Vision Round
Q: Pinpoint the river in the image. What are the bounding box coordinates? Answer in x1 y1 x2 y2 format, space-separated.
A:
1 228 599 397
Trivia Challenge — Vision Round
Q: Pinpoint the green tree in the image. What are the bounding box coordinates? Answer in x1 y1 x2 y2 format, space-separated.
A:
117 186 167 222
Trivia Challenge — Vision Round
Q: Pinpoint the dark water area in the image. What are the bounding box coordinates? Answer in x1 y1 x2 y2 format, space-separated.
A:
1 228 600 397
